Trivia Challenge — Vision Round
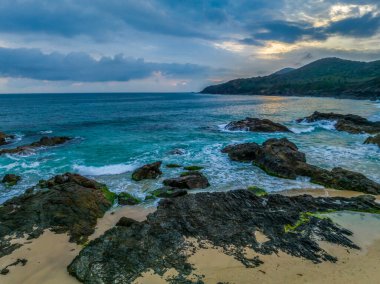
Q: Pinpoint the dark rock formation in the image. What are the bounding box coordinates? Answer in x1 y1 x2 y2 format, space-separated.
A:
0 173 115 257
148 187 188 199
163 171 210 189
222 138 380 194
364 134 380 147
68 190 380 283
116 217 140 227
117 192 141 205
0 136 72 155
0 258 27 275
132 161 162 181
1 174 21 186
0 131 15 146
297 112 380 134
225 117 292 132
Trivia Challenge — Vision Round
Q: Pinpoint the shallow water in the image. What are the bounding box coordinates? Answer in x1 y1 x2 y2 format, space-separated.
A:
0 93 379 203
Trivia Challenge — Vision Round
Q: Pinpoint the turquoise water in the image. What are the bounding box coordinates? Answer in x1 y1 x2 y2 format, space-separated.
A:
0 93 379 203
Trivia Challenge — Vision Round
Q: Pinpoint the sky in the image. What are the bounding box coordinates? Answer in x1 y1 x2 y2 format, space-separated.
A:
0 0 380 93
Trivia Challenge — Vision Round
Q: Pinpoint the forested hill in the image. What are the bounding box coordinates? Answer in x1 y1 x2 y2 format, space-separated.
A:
201 58 380 100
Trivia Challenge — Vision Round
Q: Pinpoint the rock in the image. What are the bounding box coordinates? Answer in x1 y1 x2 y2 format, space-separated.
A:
0 173 115 258
166 164 182 168
0 136 72 156
222 138 380 194
163 171 210 189
168 148 186 155
364 134 380 147
297 111 380 134
132 161 162 181
117 192 142 205
0 131 15 146
116 217 139 227
68 190 380 283
248 186 267 196
183 165 204 171
225 117 292 132
0 258 27 275
2 174 21 186
149 187 188 198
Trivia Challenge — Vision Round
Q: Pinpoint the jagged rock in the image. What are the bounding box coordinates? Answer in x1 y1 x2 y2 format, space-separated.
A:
117 192 142 205
297 111 380 134
225 117 292 132
163 171 210 189
1 174 21 186
116 217 139 227
68 190 380 283
132 161 162 181
364 134 380 147
0 136 72 155
222 138 380 194
0 173 115 257
0 131 15 146
149 187 188 198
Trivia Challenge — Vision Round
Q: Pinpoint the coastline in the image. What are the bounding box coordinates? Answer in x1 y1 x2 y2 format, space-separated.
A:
1 188 380 284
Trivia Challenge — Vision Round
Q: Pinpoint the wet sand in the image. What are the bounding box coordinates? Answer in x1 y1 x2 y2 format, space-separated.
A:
2 188 380 284
0 205 155 284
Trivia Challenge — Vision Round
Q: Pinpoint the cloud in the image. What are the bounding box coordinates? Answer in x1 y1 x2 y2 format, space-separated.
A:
0 47 213 82
326 12 380 37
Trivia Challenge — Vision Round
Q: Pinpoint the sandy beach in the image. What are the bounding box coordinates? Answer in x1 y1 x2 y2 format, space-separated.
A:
2 189 380 284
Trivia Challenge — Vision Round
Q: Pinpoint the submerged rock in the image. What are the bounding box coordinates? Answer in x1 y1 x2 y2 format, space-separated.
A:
297 111 380 134
132 161 162 181
163 171 210 189
364 134 380 147
0 136 72 156
222 138 380 194
148 187 188 198
117 192 142 205
0 131 15 146
68 190 380 283
225 117 292 132
0 173 114 257
1 174 21 186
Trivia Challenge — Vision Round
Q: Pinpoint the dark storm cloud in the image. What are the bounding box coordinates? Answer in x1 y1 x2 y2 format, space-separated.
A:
326 13 380 37
0 1 378 44
0 47 212 82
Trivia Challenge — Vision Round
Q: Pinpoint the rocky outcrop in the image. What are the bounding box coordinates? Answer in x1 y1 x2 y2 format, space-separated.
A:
297 112 380 134
1 174 21 186
131 161 162 181
222 138 380 194
0 136 72 155
147 187 188 199
68 190 380 283
225 117 292 132
163 171 210 189
0 132 15 146
0 173 115 257
364 134 380 147
117 192 141 205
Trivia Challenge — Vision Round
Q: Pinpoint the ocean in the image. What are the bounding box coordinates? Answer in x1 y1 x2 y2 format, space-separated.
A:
0 92 379 204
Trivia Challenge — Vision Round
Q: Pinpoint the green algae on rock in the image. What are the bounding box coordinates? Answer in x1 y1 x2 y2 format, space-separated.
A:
0 173 114 257
117 192 142 205
68 190 380 283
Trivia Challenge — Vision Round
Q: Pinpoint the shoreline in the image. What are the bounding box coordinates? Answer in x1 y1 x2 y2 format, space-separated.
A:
1 188 380 284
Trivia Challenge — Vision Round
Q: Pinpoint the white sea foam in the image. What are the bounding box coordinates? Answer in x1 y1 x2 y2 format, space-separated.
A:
73 163 135 176
217 123 249 133
289 126 315 134
39 130 53 134
298 119 337 131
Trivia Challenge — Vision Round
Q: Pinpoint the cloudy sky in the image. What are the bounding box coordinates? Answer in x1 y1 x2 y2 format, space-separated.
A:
0 0 380 93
